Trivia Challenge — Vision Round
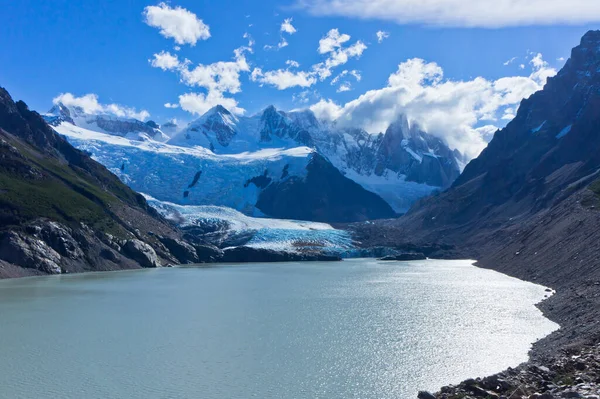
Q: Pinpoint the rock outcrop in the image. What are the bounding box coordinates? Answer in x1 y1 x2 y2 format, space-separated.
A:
221 246 342 263
121 240 160 268
427 342 600 399
0 86 189 277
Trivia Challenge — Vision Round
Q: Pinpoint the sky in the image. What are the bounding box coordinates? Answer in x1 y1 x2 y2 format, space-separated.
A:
1 0 599 158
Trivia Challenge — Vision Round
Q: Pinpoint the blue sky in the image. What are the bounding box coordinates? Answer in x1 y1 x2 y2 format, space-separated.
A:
1 0 598 156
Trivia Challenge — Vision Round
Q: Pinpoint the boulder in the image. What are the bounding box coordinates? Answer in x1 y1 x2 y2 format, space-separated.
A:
121 239 160 268
36 221 84 260
418 391 437 399
0 231 62 274
159 237 199 264
194 244 224 263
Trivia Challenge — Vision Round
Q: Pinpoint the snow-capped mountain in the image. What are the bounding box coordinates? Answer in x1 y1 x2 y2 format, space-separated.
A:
53 122 395 223
45 103 170 142
170 105 462 212
47 98 461 220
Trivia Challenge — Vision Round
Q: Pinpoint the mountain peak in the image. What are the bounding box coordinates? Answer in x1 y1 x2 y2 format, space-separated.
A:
206 104 232 116
262 105 279 117
560 30 600 78
580 29 600 47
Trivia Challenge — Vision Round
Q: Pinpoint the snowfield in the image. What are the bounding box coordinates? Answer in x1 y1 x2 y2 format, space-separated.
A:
55 122 313 215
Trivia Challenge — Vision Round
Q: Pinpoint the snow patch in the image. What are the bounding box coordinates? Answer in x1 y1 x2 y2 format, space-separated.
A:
556 124 572 139
531 121 547 134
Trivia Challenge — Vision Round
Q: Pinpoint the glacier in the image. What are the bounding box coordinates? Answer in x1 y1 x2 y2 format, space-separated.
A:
144 195 355 254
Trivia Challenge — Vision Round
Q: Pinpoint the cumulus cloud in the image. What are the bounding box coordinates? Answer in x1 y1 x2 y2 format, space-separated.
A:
318 28 350 53
179 91 244 115
376 30 389 43
296 0 600 28
251 68 317 90
337 82 352 92
143 2 210 46
149 51 182 71
264 18 297 51
254 29 365 90
308 54 557 159
53 93 150 121
150 49 249 94
150 45 252 116
313 29 367 80
281 18 297 34
309 99 343 121
164 102 180 109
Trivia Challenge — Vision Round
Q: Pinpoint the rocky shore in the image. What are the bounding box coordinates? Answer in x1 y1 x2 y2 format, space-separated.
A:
419 342 600 399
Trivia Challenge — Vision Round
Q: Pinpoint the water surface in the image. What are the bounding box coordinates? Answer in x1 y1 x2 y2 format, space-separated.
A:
0 259 558 399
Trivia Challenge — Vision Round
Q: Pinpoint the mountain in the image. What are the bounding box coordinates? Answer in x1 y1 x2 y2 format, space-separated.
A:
169 105 462 212
45 102 170 142
53 122 396 223
352 30 600 356
0 86 206 278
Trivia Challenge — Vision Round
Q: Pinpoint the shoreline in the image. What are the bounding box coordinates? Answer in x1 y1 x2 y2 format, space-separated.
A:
1 255 596 398
423 256 600 399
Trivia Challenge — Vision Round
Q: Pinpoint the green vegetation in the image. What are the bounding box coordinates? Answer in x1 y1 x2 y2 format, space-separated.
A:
0 134 127 236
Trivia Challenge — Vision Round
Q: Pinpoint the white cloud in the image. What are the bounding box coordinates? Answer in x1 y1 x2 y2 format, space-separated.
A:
179 92 244 116
308 53 557 159
143 3 210 46
243 32 255 47
150 45 252 117
297 0 600 28
313 29 367 80
350 70 362 81
557 57 566 62
53 93 150 121
251 68 317 90
149 51 182 71
309 99 342 121
376 30 389 43
150 47 250 95
164 102 180 109
331 70 348 85
281 18 297 34
318 28 350 54
332 69 362 85
503 57 517 66
519 64 525 69
337 82 352 92
264 37 289 50
254 29 365 90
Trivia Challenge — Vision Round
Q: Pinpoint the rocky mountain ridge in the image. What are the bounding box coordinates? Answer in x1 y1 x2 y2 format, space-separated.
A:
0 86 223 277
45 103 169 142
351 30 600 383
168 104 462 212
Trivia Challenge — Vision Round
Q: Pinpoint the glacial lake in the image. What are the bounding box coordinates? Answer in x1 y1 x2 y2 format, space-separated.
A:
0 259 558 399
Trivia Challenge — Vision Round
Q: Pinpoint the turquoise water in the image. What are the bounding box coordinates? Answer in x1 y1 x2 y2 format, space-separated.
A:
0 259 558 399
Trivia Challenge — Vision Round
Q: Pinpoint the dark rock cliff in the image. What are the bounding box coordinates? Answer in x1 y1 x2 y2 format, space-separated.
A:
349 30 600 359
0 86 183 277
